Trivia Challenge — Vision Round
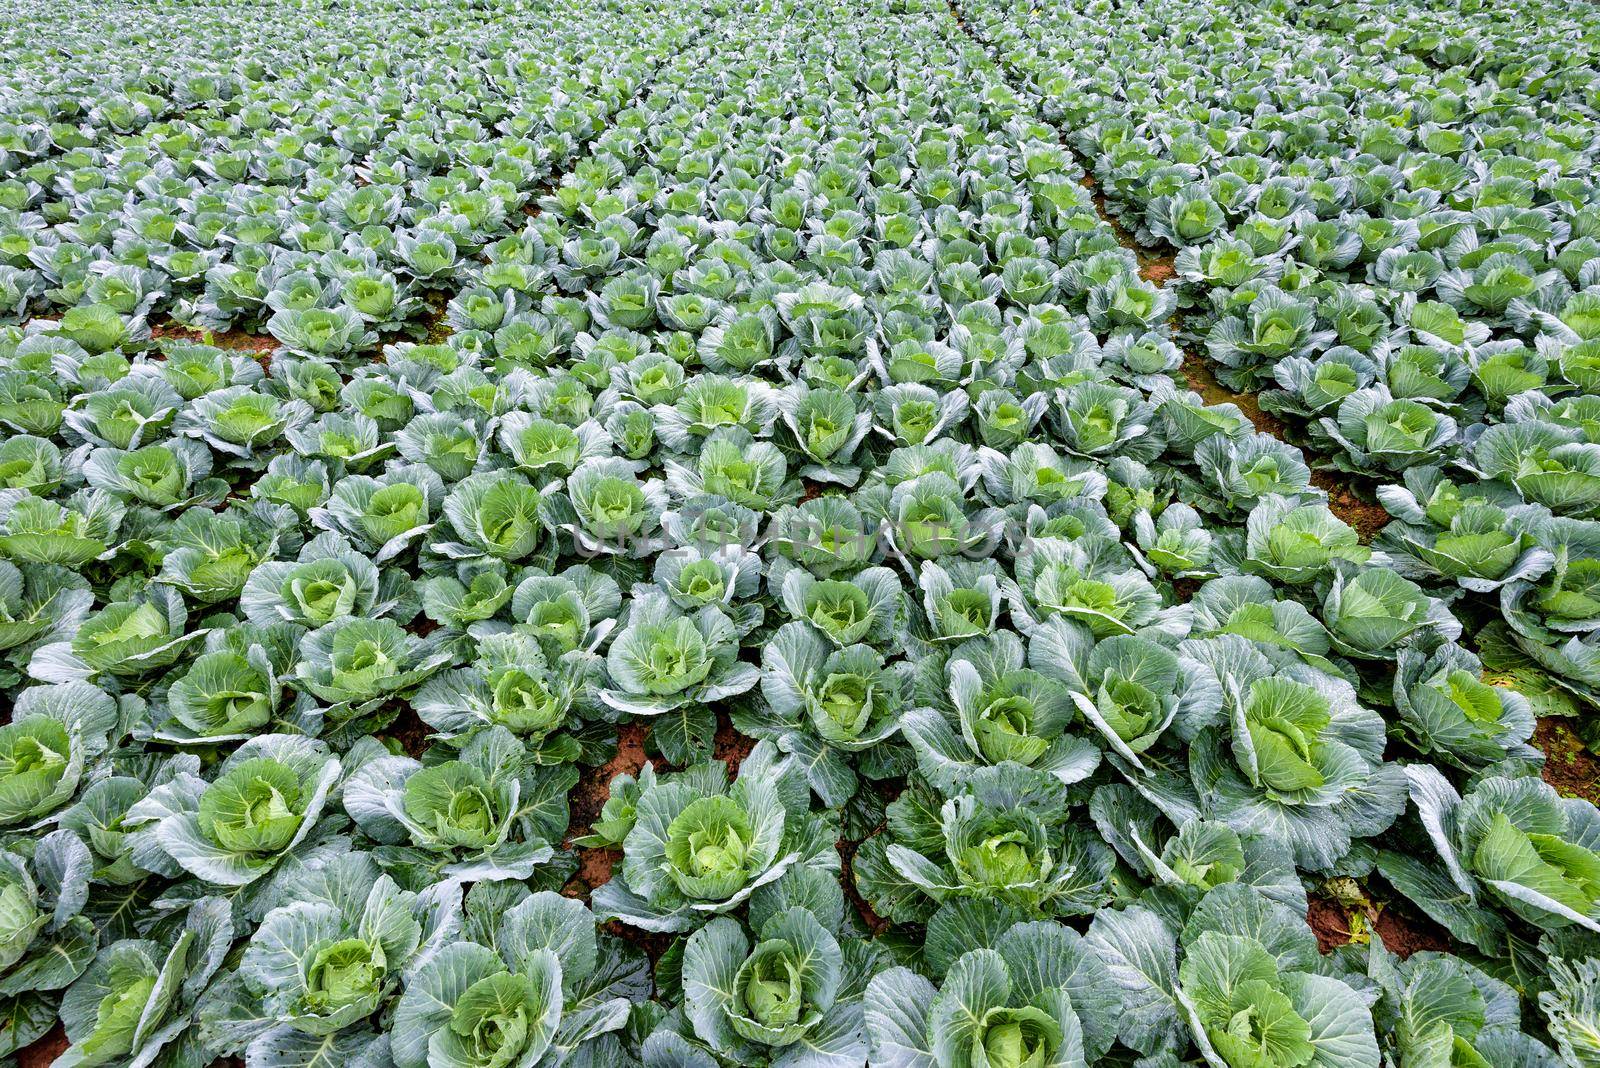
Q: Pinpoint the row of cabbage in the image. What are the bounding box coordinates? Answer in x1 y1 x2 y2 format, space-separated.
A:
952 0 1600 719
966 0 1600 1050
0 0 668 337
1 0 1599 1066
0 0 682 1063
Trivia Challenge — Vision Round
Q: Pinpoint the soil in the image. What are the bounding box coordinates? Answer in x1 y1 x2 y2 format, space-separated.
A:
1179 349 1288 438
1306 894 1352 953
1140 259 1176 285
562 721 650 897
1309 470 1391 543
1534 717 1600 805
602 919 675 967
567 721 650 843
567 844 622 897
416 290 453 344
382 703 432 758
1168 575 1203 603
945 0 969 31
1306 893 1450 958
713 712 756 779
1371 901 1451 958
150 319 278 357
16 1027 67 1068
1077 173 1152 263
14 1027 250 1068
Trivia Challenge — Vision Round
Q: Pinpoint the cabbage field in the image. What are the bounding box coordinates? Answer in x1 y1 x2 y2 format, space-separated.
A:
3 0 1600 1063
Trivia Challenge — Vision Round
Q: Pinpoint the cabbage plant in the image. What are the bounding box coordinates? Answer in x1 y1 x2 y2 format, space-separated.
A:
600 589 758 716
55 897 231 1068
124 734 342 903
0 831 97 1058
866 911 1120 1068
391 891 634 1068
1393 768 1600 942
592 741 836 932
343 725 574 884
197 851 459 1066
679 906 865 1065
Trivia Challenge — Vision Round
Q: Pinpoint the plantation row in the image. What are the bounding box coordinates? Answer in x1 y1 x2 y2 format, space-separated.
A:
0 0 1598 1065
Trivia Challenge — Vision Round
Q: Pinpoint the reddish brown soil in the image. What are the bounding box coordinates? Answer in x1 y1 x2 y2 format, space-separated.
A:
1309 471 1391 543
14 1028 228 1068
151 319 278 356
1306 895 1352 953
1180 349 1288 438
557 717 760 900
566 845 622 898
1077 173 1146 257
1307 894 1450 958
1140 259 1176 285
567 722 650 843
1372 902 1451 958
17 1027 67 1068
1535 717 1600 805
563 722 650 898
713 713 756 780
